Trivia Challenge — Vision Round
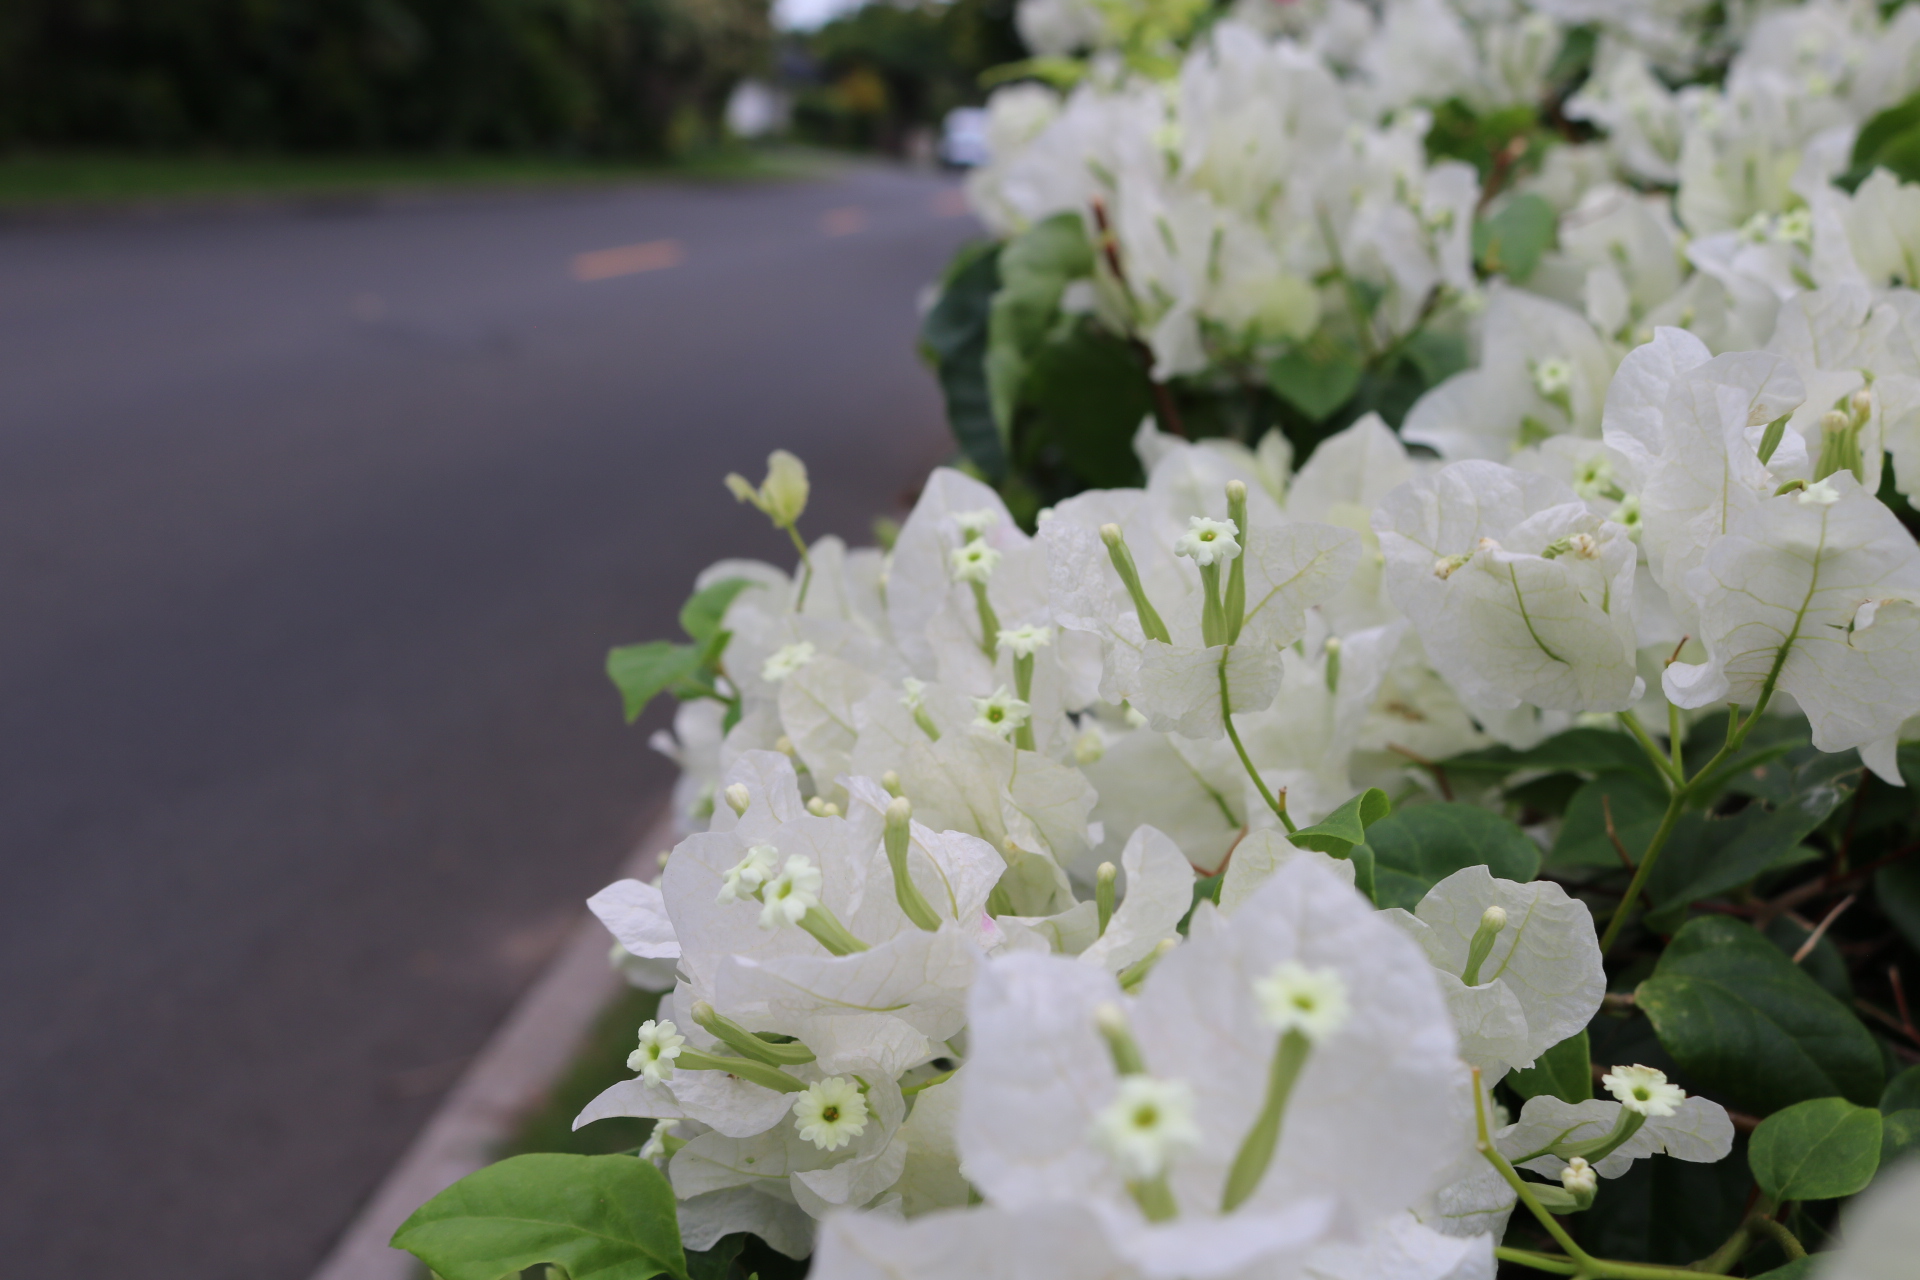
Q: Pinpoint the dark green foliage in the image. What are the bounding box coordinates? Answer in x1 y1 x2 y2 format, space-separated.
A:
1839 89 1920 188
1360 802 1540 909
923 242 1006 479
1507 1030 1594 1104
0 0 770 154
1573 1140 1753 1266
1638 918 1884 1114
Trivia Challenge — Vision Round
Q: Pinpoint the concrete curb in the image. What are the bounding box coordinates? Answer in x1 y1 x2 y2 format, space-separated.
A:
311 809 674 1280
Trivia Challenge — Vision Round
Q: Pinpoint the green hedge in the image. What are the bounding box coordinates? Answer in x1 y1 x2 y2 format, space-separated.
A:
0 0 770 154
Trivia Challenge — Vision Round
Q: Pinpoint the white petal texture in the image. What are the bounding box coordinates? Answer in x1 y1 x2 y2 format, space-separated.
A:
1384 867 1606 1078
1499 1093 1736 1179
1376 462 1642 713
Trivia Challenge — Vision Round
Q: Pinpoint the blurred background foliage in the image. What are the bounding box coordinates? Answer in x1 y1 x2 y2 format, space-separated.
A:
0 0 1014 163
790 0 1019 151
0 0 775 157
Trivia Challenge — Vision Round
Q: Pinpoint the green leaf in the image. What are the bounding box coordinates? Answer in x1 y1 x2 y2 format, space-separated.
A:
1289 788 1391 857
1841 89 1920 187
922 243 1006 479
1883 1065 1920 1114
1642 798 1841 933
1750 1097 1883 1201
987 213 1096 435
1572 1142 1752 1266
1022 323 1154 489
1763 915 1851 1002
1749 1260 1816 1280
685 1233 747 1280
1267 341 1363 422
1443 727 1664 782
1507 1030 1594 1104
1876 859 1920 951
391 1153 687 1280
678 578 758 646
1881 1108 1920 1169
1636 917 1884 1114
1473 193 1557 282
1551 774 1669 871
1360 803 1541 910
607 641 704 723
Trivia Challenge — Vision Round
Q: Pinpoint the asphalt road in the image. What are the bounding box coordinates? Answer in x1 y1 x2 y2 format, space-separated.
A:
0 162 977 1277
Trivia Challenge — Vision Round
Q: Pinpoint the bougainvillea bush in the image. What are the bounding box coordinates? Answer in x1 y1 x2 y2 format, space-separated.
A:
393 2 1920 1278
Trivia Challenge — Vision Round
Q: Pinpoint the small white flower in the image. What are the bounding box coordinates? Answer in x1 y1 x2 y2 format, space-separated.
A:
955 508 1001 540
759 855 823 930
996 624 1054 658
1253 960 1351 1043
1073 726 1107 765
626 1019 686 1083
970 687 1032 739
1602 1064 1686 1118
899 676 927 709
793 1076 870 1151
1093 1075 1201 1180
1532 357 1574 402
950 542 1003 583
638 1119 679 1162
762 641 816 682
1173 516 1241 566
1775 207 1813 247
1797 479 1841 507
1561 1156 1597 1195
718 844 781 905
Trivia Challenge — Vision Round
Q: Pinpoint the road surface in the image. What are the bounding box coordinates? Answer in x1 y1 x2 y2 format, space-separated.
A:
0 162 976 1277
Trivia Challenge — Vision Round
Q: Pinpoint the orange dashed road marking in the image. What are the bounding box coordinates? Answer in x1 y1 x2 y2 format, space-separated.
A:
570 239 684 282
820 206 868 236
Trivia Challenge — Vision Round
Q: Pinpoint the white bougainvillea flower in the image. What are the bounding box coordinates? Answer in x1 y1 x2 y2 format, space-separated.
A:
1665 471 1920 780
627 1019 686 1083
956 858 1463 1278
1383 866 1605 1080
1173 516 1242 566
970 686 1033 739
793 1076 871 1151
759 854 824 929
1498 1087 1735 1180
762 641 817 683
1253 961 1351 1042
1075 825 1196 974
718 844 781 905
1094 1075 1204 1180
1375 461 1642 714
998 624 1054 657
950 541 1003 584
1601 1064 1687 1117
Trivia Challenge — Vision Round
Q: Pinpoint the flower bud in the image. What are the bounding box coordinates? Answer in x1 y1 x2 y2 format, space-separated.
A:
1561 1156 1597 1197
725 449 810 529
880 769 903 798
1095 861 1118 938
724 783 751 817
1850 387 1874 421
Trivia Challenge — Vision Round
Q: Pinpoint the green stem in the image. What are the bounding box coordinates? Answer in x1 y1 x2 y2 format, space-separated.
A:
690 1001 817 1066
786 524 814 612
1747 1215 1806 1260
1473 1069 1593 1266
677 1048 806 1094
1199 562 1228 647
1219 650 1293 830
798 904 869 956
1666 702 1684 776
970 580 1000 663
1494 1247 1715 1280
1221 1029 1311 1211
1596 793 1685 955
1618 709 1683 789
1013 651 1036 752
1224 484 1248 642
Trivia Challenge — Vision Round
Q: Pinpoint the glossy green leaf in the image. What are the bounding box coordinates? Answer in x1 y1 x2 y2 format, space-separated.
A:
1289 788 1391 857
1360 803 1540 910
1473 193 1556 282
1881 1109 1920 1169
1763 915 1851 1001
1841 90 1920 187
1506 1029 1594 1104
1750 1097 1883 1201
1267 341 1362 421
1573 1142 1752 1266
1637 917 1884 1114
1551 774 1669 871
678 578 758 646
607 641 704 723
391 1153 687 1280
1882 1065 1920 1114
1876 859 1920 951
1643 800 1838 933
922 243 1005 478
685 1233 748 1280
